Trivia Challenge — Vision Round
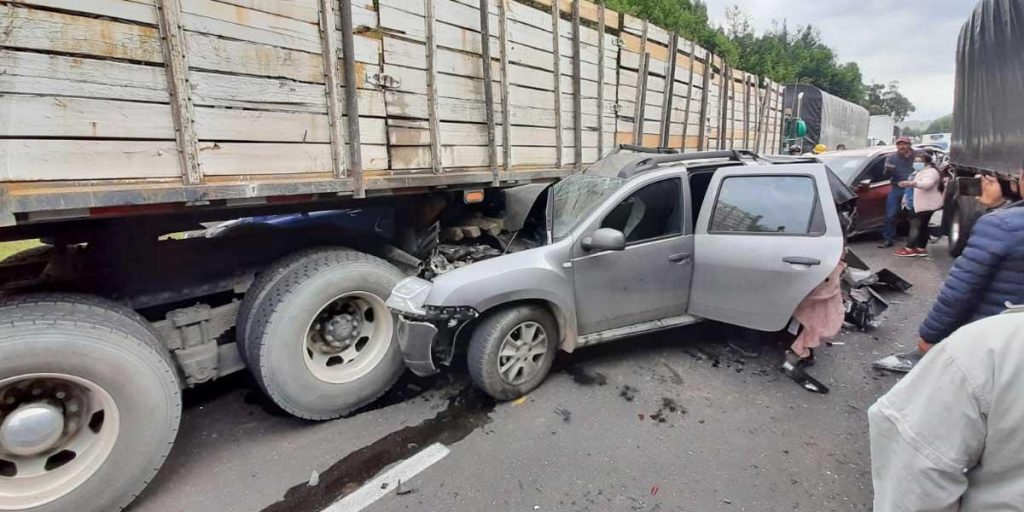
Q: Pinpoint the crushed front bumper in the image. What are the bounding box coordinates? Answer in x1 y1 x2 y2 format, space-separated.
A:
396 316 441 376
393 306 478 377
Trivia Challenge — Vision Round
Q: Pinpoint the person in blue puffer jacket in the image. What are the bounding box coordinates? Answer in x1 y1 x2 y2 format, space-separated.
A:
874 169 1024 373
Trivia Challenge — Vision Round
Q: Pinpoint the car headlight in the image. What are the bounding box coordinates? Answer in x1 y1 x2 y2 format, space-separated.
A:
387 277 434 316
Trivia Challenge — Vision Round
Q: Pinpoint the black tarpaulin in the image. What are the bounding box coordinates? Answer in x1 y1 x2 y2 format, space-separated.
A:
783 85 869 151
952 0 1024 174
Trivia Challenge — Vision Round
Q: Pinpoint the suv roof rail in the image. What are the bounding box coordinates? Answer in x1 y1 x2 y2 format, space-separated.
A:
622 148 759 177
617 144 680 154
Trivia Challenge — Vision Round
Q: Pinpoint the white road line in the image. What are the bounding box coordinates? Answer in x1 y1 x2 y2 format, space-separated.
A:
321 443 450 512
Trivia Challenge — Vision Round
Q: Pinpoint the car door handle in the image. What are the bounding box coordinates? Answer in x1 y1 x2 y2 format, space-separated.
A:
783 256 821 266
668 252 691 263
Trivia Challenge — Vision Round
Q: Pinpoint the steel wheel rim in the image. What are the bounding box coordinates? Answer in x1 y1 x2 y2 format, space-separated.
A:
303 292 393 384
0 373 120 510
497 321 549 386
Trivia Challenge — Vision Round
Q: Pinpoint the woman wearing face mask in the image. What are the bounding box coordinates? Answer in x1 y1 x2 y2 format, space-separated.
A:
894 153 943 257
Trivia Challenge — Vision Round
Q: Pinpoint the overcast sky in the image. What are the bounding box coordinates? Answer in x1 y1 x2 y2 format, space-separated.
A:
707 0 980 122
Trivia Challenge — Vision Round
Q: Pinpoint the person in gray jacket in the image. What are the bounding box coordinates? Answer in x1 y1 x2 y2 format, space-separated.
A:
869 309 1024 511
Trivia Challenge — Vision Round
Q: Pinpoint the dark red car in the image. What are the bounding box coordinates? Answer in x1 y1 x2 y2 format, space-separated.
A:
817 146 949 235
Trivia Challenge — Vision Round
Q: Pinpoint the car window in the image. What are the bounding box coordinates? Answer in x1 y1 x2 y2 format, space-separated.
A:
866 157 888 183
710 176 823 235
601 178 681 244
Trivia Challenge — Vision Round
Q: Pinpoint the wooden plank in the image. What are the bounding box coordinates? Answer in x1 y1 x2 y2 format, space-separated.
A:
425 0 443 174
0 95 174 138
179 0 321 53
0 50 169 103
319 0 346 178
8 0 158 24
195 109 386 144
0 4 164 63
185 32 324 83
0 140 181 180
198 142 388 175
157 0 202 184
211 0 320 23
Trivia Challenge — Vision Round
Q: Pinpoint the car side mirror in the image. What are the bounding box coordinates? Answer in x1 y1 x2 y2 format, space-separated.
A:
857 179 871 191
581 228 626 252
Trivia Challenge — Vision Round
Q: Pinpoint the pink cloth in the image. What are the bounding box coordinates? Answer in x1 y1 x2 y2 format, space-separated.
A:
910 166 944 213
791 262 846 358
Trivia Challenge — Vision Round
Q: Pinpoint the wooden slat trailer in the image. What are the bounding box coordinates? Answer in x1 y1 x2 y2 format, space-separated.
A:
0 1 784 510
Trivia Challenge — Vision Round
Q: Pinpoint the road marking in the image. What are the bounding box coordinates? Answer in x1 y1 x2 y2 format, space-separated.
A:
321 443 450 512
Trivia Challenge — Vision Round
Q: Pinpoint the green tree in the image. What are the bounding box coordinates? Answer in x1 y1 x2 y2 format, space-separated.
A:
925 114 952 133
863 82 916 122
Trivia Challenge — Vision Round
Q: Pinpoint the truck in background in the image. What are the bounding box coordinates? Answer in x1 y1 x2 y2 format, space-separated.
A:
943 0 1023 256
868 115 896 146
781 84 870 153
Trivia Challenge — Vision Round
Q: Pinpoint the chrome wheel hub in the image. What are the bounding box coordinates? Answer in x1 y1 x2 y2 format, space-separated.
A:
497 321 549 386
0 403 64 457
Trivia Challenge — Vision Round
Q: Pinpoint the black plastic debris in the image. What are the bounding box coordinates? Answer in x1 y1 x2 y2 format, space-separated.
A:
875 268 913 292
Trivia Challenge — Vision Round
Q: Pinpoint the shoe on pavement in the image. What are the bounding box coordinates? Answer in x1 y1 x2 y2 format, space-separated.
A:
878 240 895 248
914 248 928 257
872 349 924 373
894 247 917 257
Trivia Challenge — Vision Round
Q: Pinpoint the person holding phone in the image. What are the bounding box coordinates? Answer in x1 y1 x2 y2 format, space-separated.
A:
894 153 943 257
873 166 1024 373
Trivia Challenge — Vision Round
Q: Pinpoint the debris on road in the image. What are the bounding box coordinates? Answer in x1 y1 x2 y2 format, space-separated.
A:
396 479 417 496
841 250 914 331
553 406 572 423
307 471 319 487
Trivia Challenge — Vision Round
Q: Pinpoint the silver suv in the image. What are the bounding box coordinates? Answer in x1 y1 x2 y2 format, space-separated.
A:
388 149 850 400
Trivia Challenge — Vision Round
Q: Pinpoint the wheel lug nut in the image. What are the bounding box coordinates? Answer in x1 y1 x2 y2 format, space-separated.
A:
55 391 66 400
67 402 79 413
31 388 43 396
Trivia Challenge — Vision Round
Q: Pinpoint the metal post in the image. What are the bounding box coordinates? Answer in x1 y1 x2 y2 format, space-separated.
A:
318 0 346 179
499 0 511 171
339 0 364 197
680 40 696 152
743 74 752 150
479 0 498 183
571 0 582 169
550 0 562 168
156 0 201 185
696 52 711 151
660 34 678 148
631 20 648 145
596 3 606 156
424 0 443 174
633 53 650 145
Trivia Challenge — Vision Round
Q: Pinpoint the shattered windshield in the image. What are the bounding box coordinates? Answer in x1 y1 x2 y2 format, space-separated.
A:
551 174 626 240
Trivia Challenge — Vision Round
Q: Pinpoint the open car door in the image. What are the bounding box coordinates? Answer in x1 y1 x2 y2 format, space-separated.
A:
688 163 844 331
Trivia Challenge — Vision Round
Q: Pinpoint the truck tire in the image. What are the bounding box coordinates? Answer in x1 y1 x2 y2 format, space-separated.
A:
467 304 558 401
0 294 180 512
236 248 333 367
247 249 406 420
948 197 981 258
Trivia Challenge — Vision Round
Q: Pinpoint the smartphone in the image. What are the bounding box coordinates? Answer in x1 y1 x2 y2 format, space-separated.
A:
958 176 982 197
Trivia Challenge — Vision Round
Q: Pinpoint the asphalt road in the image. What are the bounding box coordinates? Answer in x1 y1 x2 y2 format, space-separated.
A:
128 238 953 512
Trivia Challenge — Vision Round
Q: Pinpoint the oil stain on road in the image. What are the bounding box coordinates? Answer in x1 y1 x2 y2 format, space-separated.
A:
260 380 495 512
